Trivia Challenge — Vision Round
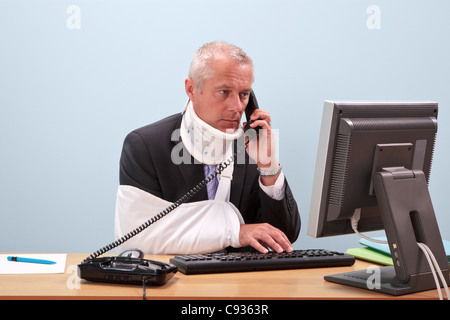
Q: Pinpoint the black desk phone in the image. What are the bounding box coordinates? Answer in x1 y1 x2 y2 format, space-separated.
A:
77 249 177 286
77 91 261 292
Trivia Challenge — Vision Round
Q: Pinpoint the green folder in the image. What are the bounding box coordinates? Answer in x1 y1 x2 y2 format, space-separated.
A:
359 237 450 262
346 247 393 266
346 237 450 265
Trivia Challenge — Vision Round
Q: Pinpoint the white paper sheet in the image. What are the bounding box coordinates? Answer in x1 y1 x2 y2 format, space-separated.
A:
0 254 67 274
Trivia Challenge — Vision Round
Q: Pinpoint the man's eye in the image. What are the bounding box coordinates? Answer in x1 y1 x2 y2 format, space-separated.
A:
219 90 229 95
240 92 250 99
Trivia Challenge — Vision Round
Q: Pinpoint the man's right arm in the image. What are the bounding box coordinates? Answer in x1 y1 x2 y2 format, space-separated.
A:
116 130 245 254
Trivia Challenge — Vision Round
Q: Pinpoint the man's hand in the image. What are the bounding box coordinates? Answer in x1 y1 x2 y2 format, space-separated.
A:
244 109 280 186
239 223 293 254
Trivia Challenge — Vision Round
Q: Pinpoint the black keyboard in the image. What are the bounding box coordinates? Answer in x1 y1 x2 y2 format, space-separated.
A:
170 249 355 274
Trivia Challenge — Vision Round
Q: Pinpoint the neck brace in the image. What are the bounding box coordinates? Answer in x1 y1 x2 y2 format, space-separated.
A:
180 99 244 165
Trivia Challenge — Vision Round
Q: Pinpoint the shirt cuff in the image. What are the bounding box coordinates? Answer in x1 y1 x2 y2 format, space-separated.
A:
258 171 286 200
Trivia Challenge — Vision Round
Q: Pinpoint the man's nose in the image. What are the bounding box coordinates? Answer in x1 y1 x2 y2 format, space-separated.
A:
228 94 246 113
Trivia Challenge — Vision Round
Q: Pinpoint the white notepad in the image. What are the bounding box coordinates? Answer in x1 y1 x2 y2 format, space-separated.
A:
0 254 67 274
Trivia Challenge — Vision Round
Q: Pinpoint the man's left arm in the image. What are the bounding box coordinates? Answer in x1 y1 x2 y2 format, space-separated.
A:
244 108 301 246
258 173 301 243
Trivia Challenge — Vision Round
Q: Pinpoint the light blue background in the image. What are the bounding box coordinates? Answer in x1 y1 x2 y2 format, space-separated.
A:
1 0 449 254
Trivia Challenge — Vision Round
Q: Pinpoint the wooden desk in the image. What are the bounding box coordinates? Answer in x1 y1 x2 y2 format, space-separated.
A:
0 253 443 300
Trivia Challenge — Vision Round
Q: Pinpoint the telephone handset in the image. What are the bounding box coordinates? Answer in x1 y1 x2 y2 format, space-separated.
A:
244 91 263 133
78 91 263 290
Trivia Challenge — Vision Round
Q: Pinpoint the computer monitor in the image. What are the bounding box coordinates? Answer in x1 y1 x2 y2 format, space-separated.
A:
307 101 449 296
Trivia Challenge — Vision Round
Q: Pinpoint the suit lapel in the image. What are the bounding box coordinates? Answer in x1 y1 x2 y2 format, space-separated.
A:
230 161 245 208
230 139 248 207
178 161 208 201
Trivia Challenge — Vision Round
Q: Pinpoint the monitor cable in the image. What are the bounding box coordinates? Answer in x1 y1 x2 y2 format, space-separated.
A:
350 208 388 244
417 242 449 300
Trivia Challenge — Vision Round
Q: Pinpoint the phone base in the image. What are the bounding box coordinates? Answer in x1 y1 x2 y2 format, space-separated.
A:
77 256 178 286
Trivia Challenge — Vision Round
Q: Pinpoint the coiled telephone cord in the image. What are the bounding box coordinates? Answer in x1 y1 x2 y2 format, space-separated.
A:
82 152 239 263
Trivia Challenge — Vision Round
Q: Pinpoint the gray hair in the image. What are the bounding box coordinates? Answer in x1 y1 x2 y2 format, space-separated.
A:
188 41 253 90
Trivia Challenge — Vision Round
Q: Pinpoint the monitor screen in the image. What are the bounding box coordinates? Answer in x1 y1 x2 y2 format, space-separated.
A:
307 101 438 238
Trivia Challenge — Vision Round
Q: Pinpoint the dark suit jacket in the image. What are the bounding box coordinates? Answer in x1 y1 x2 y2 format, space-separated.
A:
119 113 301 243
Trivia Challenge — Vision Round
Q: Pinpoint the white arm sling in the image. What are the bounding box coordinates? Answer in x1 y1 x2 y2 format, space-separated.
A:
114 178 244 255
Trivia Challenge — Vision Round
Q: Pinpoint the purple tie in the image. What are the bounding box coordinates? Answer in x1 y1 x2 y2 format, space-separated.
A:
204 165 218 200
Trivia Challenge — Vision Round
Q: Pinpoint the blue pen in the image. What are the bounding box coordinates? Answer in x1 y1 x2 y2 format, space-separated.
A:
7 256 56 265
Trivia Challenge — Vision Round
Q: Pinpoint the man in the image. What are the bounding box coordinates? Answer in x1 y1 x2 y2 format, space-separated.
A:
115 42 300 255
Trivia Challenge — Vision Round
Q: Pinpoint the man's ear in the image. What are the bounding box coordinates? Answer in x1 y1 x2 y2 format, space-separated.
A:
184 78 196 101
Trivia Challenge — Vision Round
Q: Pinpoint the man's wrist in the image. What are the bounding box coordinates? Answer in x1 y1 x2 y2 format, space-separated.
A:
257 163 282 177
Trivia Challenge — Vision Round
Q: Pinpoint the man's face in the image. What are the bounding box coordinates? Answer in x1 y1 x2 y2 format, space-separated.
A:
185 57 254 133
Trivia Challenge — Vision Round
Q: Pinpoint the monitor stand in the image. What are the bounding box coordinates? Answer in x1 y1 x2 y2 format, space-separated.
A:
325 144 449 296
